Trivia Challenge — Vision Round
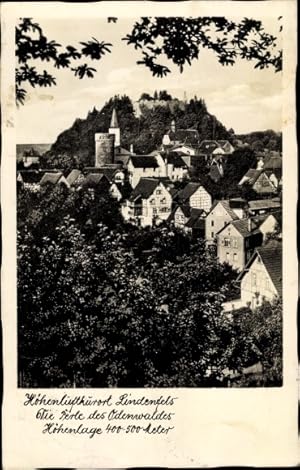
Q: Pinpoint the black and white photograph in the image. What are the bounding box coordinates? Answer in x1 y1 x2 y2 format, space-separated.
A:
2 1 298 467
16 11 284 389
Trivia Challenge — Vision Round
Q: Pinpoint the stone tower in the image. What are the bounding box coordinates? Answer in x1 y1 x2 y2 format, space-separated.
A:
109 108 120 147
95 133 115 167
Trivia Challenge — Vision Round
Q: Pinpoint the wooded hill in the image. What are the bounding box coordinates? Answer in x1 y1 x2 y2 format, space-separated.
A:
43 93 231 168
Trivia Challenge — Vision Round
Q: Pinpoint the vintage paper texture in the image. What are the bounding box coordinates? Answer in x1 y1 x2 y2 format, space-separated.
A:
1 0 298 467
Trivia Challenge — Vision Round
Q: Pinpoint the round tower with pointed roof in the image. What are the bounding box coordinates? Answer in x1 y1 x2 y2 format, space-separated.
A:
109 107 120 147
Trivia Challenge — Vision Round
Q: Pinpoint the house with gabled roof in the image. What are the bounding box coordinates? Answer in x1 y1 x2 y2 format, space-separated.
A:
169 205 204 230
160 151 189 181
109 181 133 202
248 198 281 215
205 200 241 245
175 182 212 212
217 218 263 271
252 211 282 241
127 155 164 188
121 178 172 227
17 170 43 192
66 169 84 188
40 171 70 188
235 241 282 309
81 173 111 196
238 169 277 195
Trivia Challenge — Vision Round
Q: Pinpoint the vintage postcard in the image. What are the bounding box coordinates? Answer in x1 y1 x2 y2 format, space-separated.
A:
1 0 298 467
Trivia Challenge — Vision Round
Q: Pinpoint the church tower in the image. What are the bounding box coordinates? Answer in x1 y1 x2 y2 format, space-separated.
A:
109 108 121 147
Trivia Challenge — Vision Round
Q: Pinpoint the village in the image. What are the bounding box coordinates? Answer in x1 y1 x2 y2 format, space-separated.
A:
17 107 282 318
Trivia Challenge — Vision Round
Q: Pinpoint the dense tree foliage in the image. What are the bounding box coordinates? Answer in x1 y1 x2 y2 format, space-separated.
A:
16 18 112 105
229 298 282 386
125 17 282 77
17 183 281 388
16 16 282 105
43 94 230 167
236 130 282 152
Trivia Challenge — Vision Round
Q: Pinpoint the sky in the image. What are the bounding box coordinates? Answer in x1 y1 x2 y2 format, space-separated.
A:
16 16 282 144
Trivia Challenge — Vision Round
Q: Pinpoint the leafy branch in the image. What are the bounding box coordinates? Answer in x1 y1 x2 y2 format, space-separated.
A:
16 18 112 105
123 16 282 76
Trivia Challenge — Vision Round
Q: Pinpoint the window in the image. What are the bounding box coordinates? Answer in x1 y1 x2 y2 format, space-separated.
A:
156 189 162 195
211 232 214 238
233 239 238 248
233 253 237 261
252 273 257 287
211 220 214 227
150 199 155 205
224 238 231 247
161 198 166 204
226 252 230 261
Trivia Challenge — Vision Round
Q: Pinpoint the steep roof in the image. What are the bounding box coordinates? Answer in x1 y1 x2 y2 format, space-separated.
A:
177 182 207 202
113 181 133 200
175 204 192 218
218 218 260 238
248 199 281 211
110 108 119 128
66 169 82 185
219 200 240 220
165 152 187 167
237 242 282 295
185 209 205 228
264 155 282 170
40 172 63 185
82 173 110 187
18 170 42 184
240 169 263 185
129 178 161 201
129 155 159 168
231 218 260 237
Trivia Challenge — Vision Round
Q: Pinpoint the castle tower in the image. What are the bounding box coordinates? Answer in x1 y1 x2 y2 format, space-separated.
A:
95 133 115 167
109 108 120 147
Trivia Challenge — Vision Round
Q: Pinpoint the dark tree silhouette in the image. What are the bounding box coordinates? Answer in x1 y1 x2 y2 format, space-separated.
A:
16 18 112 105
124 17 282 76
16 16 282 105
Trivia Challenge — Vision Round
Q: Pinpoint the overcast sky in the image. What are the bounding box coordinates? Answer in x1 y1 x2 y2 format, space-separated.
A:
16 16 282 144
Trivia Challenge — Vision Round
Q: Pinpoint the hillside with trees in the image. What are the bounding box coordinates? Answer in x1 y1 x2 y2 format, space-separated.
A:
235 129 282 152
42 93 231 168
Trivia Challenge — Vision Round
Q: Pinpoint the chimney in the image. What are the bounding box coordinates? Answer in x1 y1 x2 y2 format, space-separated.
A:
256 157 264 170
130 143 134 154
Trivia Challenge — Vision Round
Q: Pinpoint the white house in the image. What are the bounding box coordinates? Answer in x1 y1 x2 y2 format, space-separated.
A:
176 182 212 212
127 155 165 188
121 178 172 227
236 241 282 309
253 211 282 241
205 200 240 244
